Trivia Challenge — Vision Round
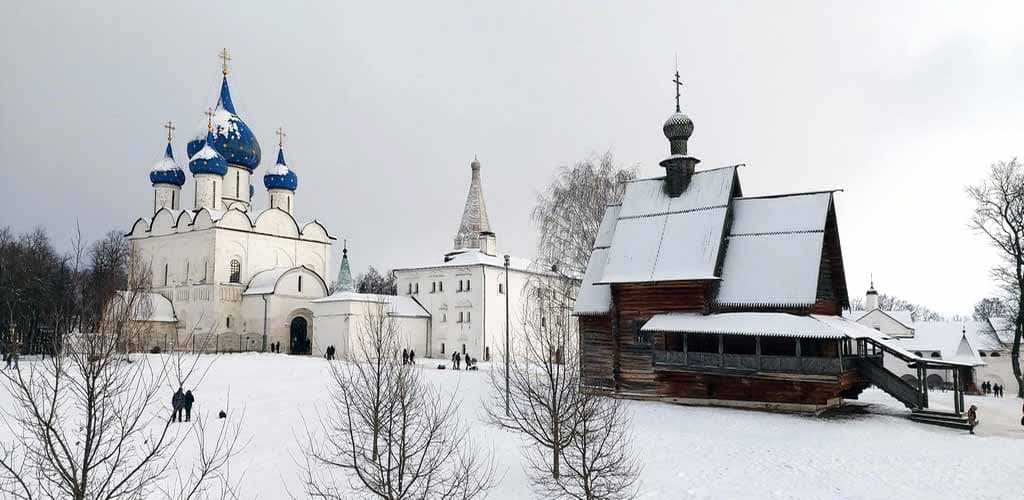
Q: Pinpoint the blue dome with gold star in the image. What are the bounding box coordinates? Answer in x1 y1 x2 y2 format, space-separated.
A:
186 76 261 171
263 147 298 191
189 131 229 176
149 142 186 186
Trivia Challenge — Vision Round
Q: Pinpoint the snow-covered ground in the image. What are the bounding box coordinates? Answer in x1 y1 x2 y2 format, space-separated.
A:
2 353 1023 499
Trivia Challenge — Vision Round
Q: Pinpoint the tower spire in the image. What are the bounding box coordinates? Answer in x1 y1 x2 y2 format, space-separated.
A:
335 242 354 293
452 156 495 255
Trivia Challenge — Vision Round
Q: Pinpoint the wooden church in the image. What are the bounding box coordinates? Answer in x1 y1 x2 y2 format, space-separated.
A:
573 77 974 420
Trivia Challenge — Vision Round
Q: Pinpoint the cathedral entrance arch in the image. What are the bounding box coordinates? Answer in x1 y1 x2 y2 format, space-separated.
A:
290 316 310 355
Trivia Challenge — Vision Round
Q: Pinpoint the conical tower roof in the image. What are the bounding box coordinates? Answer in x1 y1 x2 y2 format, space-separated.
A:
335 246 354 293
453 157 492 251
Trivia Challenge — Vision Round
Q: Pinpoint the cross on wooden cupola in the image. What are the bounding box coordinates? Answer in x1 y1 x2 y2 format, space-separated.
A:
673 70 683 113
219 48 232 75
163 121 175 142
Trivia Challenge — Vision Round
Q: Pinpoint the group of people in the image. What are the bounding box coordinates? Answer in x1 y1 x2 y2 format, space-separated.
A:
450 351 476 370
325 345 337 360
402 348 416 365
269 342 282 353
981 381 1006 397
170 386 195 423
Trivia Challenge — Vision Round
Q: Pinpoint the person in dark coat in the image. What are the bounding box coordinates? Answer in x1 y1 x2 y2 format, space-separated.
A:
409 350 415 365
171 387 184 423
967 405 978 434
402 348 409 365
218 410 227 419
451 352 458 370
184 390 195 422
456 352 462 370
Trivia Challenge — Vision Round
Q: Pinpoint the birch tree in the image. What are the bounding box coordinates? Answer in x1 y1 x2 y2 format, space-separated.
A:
487 280 640 499
0 237 242 499
301 300 494 499
967 159 1024 398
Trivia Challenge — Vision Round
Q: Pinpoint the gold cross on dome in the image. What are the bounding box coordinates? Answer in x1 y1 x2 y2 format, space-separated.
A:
219 48 231 75
163 121 175 142
204 108 215 131
276 127 287 147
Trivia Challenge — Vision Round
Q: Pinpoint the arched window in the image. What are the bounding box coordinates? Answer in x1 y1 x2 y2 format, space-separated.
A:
163 263 169 286
929 352 941 358
991 352 1001 357
298 275 303 292
229 260 241 284
226 317 231 328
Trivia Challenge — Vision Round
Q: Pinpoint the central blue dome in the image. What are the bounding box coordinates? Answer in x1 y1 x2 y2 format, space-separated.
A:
264 147 298 191
150 142 186 187
186 76 261 171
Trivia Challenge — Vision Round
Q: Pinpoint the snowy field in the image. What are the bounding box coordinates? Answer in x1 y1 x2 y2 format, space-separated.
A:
2 353 1023 499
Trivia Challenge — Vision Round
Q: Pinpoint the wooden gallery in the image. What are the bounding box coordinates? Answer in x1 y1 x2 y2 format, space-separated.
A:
574 92 975 426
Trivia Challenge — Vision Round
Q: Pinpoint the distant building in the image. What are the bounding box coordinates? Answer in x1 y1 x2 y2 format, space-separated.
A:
847 283 1016 394
393 158 544 361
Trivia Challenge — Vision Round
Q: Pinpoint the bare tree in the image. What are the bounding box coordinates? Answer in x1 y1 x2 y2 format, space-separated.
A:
967 159 1024 398
301 301 494 499
0 236 242 499
973 297 1007 323
487 280 639 499
531 152 636 299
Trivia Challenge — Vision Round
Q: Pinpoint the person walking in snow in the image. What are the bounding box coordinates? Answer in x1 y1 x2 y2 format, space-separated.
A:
184 390 195 422
409 349 415 365
171 387 184 423
967 405 978 434
451 351 458 370
455 352 461 370
402 348 409 365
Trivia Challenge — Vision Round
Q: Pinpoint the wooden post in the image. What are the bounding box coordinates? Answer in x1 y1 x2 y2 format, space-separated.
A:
682 332 688 363
837 339 844 372
755 336 762 371
718 334 724 367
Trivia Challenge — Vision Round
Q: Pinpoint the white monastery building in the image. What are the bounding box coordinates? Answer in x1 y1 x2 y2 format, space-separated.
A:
393 157 542 362
846 281 1016 394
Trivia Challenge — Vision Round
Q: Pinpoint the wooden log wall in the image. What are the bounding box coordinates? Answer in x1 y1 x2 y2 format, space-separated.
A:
655 369 866 406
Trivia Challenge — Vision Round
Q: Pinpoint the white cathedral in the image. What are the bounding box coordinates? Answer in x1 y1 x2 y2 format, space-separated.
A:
127 54 540 359
128 61 335 354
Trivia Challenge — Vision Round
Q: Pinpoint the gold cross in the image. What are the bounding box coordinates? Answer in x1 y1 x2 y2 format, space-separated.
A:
219 48 231 75
204 108 215 132
276 127 287 147
163 121 175 142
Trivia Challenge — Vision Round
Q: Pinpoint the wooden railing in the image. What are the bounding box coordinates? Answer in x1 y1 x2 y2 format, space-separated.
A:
653 350 845 375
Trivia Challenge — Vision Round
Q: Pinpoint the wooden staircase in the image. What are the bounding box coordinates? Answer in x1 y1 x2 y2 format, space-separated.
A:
908 409 973 430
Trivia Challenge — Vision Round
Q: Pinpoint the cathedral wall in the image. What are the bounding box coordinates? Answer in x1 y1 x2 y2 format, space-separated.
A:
213 227 330 286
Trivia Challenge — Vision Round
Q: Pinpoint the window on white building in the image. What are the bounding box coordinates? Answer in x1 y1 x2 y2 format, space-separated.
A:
432 282 436 293
466 311 471 323
457 280 463 292
414 283 419 294
466 280 471 291
298 275 303 292
458 311 463 323
229 259 241 283
439 281 443 292
163 264 169 286
408 283 413 294
498 283 504 294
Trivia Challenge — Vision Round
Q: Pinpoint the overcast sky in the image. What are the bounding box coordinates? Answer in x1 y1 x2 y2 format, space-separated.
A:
3 1 1024 316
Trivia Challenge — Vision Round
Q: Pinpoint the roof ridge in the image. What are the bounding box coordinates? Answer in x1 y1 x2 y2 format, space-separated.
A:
728 229 825 237
734 190 840 201
617 204 728 221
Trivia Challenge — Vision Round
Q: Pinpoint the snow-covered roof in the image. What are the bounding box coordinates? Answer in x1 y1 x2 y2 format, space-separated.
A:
396 250 534 274
845 308 915 329
312 292 430 318
575 247 611 315
714 193 833 307
890 321 987 365
642 312 845 338
599 167 735 284
987 316 1015 344
244 267 291 295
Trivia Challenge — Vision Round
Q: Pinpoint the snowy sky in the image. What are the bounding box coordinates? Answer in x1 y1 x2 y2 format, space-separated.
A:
3 1 1023 316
